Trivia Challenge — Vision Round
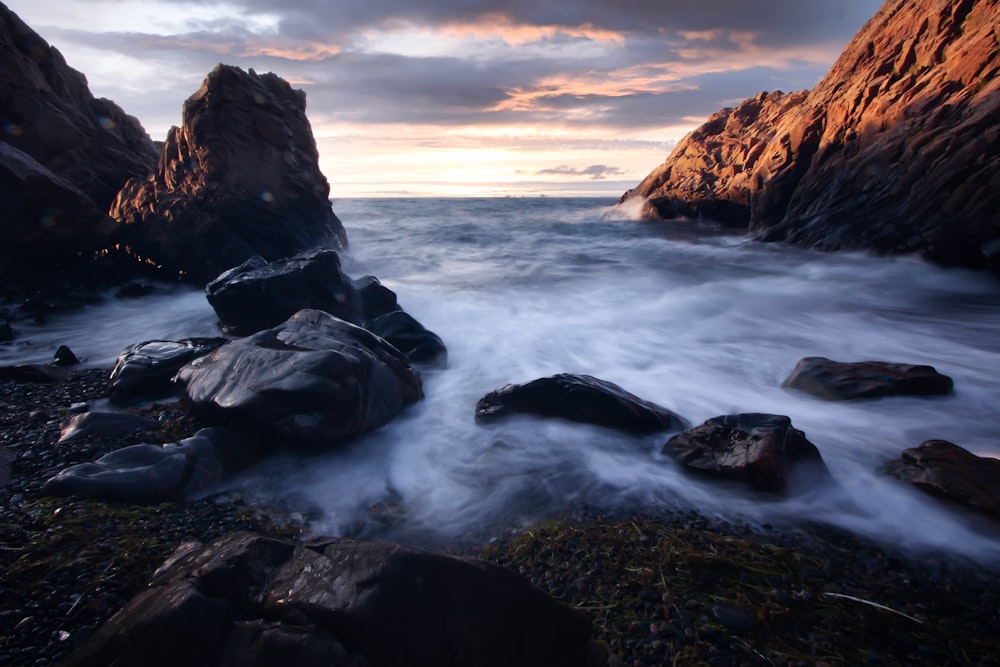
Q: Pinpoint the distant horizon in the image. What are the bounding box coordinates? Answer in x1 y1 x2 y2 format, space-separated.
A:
9 0 882 197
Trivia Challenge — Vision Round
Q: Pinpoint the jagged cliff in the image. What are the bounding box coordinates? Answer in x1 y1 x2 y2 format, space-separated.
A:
619 0 1000 271
111 64 348 283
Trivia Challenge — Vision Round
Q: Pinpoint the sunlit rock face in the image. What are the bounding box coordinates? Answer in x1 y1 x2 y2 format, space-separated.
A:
111 64 348 284
620 0 1000 272
0 3 157 292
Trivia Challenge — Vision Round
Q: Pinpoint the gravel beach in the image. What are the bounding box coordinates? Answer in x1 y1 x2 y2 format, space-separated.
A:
1 369 998 666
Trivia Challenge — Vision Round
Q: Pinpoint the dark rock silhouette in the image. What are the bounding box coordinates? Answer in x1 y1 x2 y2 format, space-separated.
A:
63 532 599 667
884 439 1000 520
476 373 687 433
174 310 422 450
662 413 832 493
783 356 954 400
363 311 448 368
111 64 347 283
620 0 1000 272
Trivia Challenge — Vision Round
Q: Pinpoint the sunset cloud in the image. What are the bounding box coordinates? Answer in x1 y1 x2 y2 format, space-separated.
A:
7 0 882 196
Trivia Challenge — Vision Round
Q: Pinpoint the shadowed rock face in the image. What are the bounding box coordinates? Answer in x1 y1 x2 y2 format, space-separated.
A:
111 64 347 283
620 0 1000 271
0 3 157 292
63 532 598 667
783 357 954 401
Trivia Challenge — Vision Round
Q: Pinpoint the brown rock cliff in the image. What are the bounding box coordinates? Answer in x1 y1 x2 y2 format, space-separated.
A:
111 64 348 283
620 0 1000 271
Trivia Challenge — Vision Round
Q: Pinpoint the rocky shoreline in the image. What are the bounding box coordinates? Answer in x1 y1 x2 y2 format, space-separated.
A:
2 369 998 666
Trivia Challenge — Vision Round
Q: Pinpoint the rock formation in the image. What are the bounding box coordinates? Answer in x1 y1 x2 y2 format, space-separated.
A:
0 2 157 292
63 532 600 667
174 310 422 450
476 373 688 434
783 357 954 400
111 64 348 283
619 0 1000 272
662 413 832 494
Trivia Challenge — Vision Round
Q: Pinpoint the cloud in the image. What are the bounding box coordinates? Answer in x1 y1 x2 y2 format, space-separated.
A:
536 164 627 180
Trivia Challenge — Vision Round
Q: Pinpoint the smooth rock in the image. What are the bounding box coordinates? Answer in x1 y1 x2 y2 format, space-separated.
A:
110 64 347 283
52 345 79 367
662 413 832 493
0 364 69 383
619 0 1000 272
476 373 687 433
57 411 159 444
175 309 422 450
108 337 229 404
783 356 953 401
43 427 261 503
205 250 361 335
883 439 1000 520
65 531 595 667
352 275 401 320
363 311 447 368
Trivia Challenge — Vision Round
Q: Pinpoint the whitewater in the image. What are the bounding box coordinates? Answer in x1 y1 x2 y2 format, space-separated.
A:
5 197 1000 559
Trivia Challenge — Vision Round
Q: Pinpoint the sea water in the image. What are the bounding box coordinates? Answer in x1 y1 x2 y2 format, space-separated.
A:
5 197 1000 558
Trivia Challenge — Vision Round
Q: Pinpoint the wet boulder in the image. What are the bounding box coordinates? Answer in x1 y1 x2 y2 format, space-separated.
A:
110 64 347 283
174 309 422 450
782 357 953 401
883 440 1000 521
662 413 832 493
476 373 687 434
363 311 447 368
109 337 229 404
43 427 261 503
206 250 363 335
64 531 598 667
352 275 401 320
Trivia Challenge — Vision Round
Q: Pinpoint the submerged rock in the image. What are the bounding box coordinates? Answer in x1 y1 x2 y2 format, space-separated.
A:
57 411 158 444
110 64 347 283
662 413 832 493
43 427 261 503
783 356 954 401
476 373 687 433
175 309 422 450
883 439 1000 520
619 0 1000 272
109 337 229 404
64 531 597 667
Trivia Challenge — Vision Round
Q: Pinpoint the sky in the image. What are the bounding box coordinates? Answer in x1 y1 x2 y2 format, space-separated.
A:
9 0 883 197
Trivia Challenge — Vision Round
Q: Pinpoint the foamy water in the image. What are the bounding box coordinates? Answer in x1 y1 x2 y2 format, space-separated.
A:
6 197 1000 559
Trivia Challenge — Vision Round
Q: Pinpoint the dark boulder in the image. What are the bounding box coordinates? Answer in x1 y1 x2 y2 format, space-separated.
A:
206 250 361 335
43 427 262 503
0 364 69 383
108 337 229 404
783 356 954 401
883 439 1000 520
363 311 447 368
352 275 401 320
52 344 79 366
110 64 347 283
174 309 422 450
476 373 687 434
57 411 158 444
662 413 832 493
65 531 598 667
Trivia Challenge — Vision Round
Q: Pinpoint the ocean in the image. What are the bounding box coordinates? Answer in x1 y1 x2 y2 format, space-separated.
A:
5 197 1000 558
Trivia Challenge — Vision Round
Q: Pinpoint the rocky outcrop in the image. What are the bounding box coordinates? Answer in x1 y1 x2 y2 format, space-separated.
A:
174 310 422 450
884 439 1000 520
363 311 448 368
0 3 157 210
110 64 347 283
662 413 832 493
476 374 687 434
783 356 954 400
620 0 1000 271
64 532 599 667
0 3 157 293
